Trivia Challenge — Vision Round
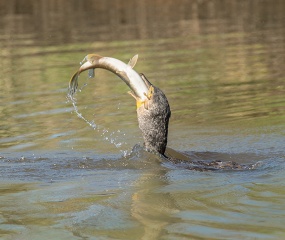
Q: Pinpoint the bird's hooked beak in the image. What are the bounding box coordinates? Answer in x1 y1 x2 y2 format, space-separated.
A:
68 54 154 109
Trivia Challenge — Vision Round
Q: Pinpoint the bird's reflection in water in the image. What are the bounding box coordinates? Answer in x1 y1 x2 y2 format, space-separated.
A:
131 172 175 239
128 149 176 240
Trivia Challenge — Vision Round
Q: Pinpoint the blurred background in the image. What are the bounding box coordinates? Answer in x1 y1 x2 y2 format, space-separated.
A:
1 0 284 44
1 1 285 240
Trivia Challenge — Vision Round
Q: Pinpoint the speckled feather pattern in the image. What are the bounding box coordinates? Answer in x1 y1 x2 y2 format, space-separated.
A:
137 85 171 155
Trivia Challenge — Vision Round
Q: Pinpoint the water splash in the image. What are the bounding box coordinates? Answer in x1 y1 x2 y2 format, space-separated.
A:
67 92 130 156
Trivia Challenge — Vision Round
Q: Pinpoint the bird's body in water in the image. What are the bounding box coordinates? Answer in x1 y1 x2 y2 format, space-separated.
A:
68 54 253 171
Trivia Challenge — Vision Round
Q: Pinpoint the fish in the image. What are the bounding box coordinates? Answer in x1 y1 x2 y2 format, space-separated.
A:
68 54 150 103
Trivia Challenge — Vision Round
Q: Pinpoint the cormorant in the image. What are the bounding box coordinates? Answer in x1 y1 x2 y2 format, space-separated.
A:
68 54 251 171
69 54 170 155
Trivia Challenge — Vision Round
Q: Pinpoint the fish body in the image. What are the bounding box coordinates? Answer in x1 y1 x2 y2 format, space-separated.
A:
69 54 149 102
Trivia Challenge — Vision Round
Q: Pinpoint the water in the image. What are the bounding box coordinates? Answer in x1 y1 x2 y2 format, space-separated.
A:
1 1 285 239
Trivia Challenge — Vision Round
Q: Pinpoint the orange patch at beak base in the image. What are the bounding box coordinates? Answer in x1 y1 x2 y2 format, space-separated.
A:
129 85 154 110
